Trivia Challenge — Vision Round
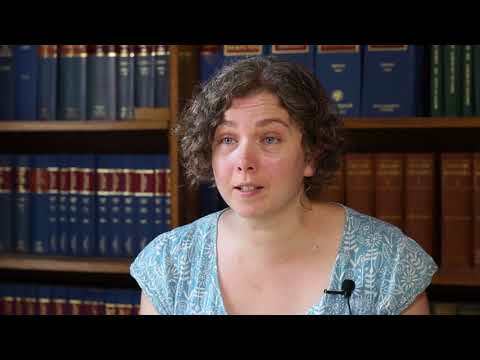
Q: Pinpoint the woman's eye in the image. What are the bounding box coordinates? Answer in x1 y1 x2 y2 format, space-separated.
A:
221 137 235 145
264 136 280 145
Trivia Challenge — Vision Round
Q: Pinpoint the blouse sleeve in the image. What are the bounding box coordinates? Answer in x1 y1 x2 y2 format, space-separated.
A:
130 233 177 315
376 233 438 315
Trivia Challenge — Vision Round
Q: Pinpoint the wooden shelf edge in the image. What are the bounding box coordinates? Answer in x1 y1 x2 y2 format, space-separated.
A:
344 117 480 129
432 269 480 287
0 254 132 274
0 108 170 132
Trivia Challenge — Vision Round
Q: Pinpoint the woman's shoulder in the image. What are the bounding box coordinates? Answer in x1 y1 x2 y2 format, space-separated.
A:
134 210 222 262
340 204 438 275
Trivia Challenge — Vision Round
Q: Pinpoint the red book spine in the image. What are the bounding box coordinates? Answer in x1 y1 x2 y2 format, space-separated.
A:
441 153 473 270
345 153 375 215
314 160 345 204
404 153 435 256
474 153 480 267
374 153 404 229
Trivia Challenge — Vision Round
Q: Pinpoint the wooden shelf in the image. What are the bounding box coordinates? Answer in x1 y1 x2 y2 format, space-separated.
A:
0 254 131 274
344 117 480 129
0 108 169 132
432 269 480 287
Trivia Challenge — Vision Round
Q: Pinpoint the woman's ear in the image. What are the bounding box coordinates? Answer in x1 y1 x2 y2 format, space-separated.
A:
304 147 324 177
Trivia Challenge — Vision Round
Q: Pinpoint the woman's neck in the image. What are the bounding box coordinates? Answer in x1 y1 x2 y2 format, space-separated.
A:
223 199 318 265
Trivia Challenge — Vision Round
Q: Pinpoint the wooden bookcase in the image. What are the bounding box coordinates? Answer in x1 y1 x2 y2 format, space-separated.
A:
0 45 199 288
344 117 480 291
1 45 479 298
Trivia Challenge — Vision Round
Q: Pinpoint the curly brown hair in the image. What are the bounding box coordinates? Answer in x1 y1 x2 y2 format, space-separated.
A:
175 55 345 196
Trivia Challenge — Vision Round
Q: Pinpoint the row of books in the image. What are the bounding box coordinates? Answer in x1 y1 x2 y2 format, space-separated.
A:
200 45 426 117
430 301 480 315
0 283 141 315
201 45 480 118
0 154 171 258
430 45 479 116
0 45 169 121
317 152 480 271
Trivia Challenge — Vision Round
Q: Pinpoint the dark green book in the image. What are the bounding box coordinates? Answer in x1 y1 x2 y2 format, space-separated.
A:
473 45 480 115
462 45 473 116
430 45 444 116
443 45 461 116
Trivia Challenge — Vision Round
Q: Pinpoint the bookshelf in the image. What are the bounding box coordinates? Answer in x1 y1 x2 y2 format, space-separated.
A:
0 254 130 274
0 45 199 290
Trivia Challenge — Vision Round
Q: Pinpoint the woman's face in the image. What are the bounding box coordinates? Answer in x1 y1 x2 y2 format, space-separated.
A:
212 91 314 219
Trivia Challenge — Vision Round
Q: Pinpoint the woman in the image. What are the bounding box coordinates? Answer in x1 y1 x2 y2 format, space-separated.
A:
130 56 437 315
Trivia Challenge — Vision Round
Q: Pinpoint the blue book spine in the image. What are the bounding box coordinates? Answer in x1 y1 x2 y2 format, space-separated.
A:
116 45 135 120
135 155 155 254
46 155 59 255
58 154 70 256
0 154 13 252
87 45 116 120
37 45 57 120
96 155 110 257
268 45 315 72
154 45 170 107
223 45 266 65
315 45 362 117
68 155 81 256
0 46 15 120
199 45 223 85
361 45 425 117
152 155 165 237
58 45 87 120
123 155 135 258
78 155 96 257
163 155 172 232
31 155 51 255
13 45 38 120
109 155 125 257
14 154 32 253
134 45 155 107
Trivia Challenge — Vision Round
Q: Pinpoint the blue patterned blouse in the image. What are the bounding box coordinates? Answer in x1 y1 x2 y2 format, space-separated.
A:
130 205 438 315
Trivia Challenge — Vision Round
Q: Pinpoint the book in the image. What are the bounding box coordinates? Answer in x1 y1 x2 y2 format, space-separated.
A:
154 45 170 108
430 45 444 116
116 45 135 120
14 155 32 253
58 154 71 256
404 153 435 257
474 46 480 116
14 45 39 120
443 45 461 116
134 45 155 107
31 155 52 255
223 45 265 65
58 45 87 120
374 153 404 229
313 161 345 204
0 154 13 252
441 153 473 270
268 45 314 72
199 45 223 84
345 153 375 216
474 153 480 267
361 45 425 117
37 45 57 120
76 155 96 257
462 45 473 116
46 156 59 255
315 45 362 116
0 45 14 120
87 45 117 120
